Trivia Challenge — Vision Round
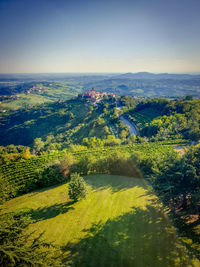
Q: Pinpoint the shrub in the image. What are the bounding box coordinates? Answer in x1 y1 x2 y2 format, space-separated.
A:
37 164 64 187
68 173 87 201
37 154 75 188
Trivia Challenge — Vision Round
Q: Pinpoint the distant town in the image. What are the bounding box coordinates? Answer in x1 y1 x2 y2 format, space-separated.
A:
78 89 116 104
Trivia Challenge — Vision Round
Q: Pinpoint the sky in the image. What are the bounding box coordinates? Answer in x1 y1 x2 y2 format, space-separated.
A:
0 0 200 73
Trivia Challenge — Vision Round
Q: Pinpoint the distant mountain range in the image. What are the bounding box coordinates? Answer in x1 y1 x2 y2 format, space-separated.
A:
111 72 200 80
83 72 200 98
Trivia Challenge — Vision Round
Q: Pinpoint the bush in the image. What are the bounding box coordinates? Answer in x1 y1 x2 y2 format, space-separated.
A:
37 154 75 188
68 173 87 201
37 164 64 187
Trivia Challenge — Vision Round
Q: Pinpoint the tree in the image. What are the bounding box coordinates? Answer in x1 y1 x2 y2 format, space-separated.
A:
22 147 32 159
33 138 44 154
0 213 59 266
120 129 128 139
68 173 87 201
154 146 200 217
59 153 75 177
129 134 136 145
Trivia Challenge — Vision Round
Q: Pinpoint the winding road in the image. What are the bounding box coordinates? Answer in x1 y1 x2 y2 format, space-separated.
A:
120 115 138 136
116 100 139 136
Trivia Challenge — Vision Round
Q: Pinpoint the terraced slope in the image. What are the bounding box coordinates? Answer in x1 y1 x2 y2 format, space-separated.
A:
1 174 196 266
127 107 162 128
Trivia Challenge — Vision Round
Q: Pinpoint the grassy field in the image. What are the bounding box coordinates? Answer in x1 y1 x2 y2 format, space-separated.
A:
0 93 53 110
1 174 197 266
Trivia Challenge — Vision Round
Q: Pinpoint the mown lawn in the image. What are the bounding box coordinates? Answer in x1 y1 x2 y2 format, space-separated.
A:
1 174 197 266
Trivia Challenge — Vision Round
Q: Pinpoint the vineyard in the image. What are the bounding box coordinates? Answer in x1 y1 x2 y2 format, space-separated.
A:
127 107 162 128
0 141 187 200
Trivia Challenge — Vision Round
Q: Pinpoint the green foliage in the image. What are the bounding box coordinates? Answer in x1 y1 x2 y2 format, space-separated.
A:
37 153 75 187
104 135 121 146
0 145 31 164
0 99 94 148
129 134 136 145
37 163 64 187
0 175 13 204
154 146 200 216
136 100 200 142
0 213 58 267
0 142 177 201
120 95 138 109
68 173 87 201
59 153 76 177
33 138 45 154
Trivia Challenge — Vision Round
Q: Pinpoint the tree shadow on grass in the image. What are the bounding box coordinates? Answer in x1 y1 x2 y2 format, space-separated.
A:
26 182 68 198
172 214 200 260
138 192 200 261
61 206 191 267
84 174 145 193
19 201 75 222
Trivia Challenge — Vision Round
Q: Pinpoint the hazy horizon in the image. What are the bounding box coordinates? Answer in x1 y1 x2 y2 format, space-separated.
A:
0 71 200 75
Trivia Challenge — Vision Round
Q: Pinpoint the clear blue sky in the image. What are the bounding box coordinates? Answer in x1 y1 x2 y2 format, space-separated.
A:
0 0 200 73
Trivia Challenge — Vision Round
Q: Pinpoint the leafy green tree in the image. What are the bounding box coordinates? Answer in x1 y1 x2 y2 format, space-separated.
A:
59 153 75 177
154 146 200 217
22 147 32 159
68 173 87 201
104 135 121 146
0 213 59 266
129 134 136 145
37 164 64 187
33 138 44 154
120 129 128 139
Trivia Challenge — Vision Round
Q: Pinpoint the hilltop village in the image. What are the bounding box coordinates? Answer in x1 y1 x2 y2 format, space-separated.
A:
78 89 116 104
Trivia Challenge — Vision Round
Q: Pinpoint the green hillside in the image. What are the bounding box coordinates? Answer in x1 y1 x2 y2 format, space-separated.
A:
1 174 196 266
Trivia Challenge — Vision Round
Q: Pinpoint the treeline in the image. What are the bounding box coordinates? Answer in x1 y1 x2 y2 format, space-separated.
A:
0 145 32 165
134 98 169 112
